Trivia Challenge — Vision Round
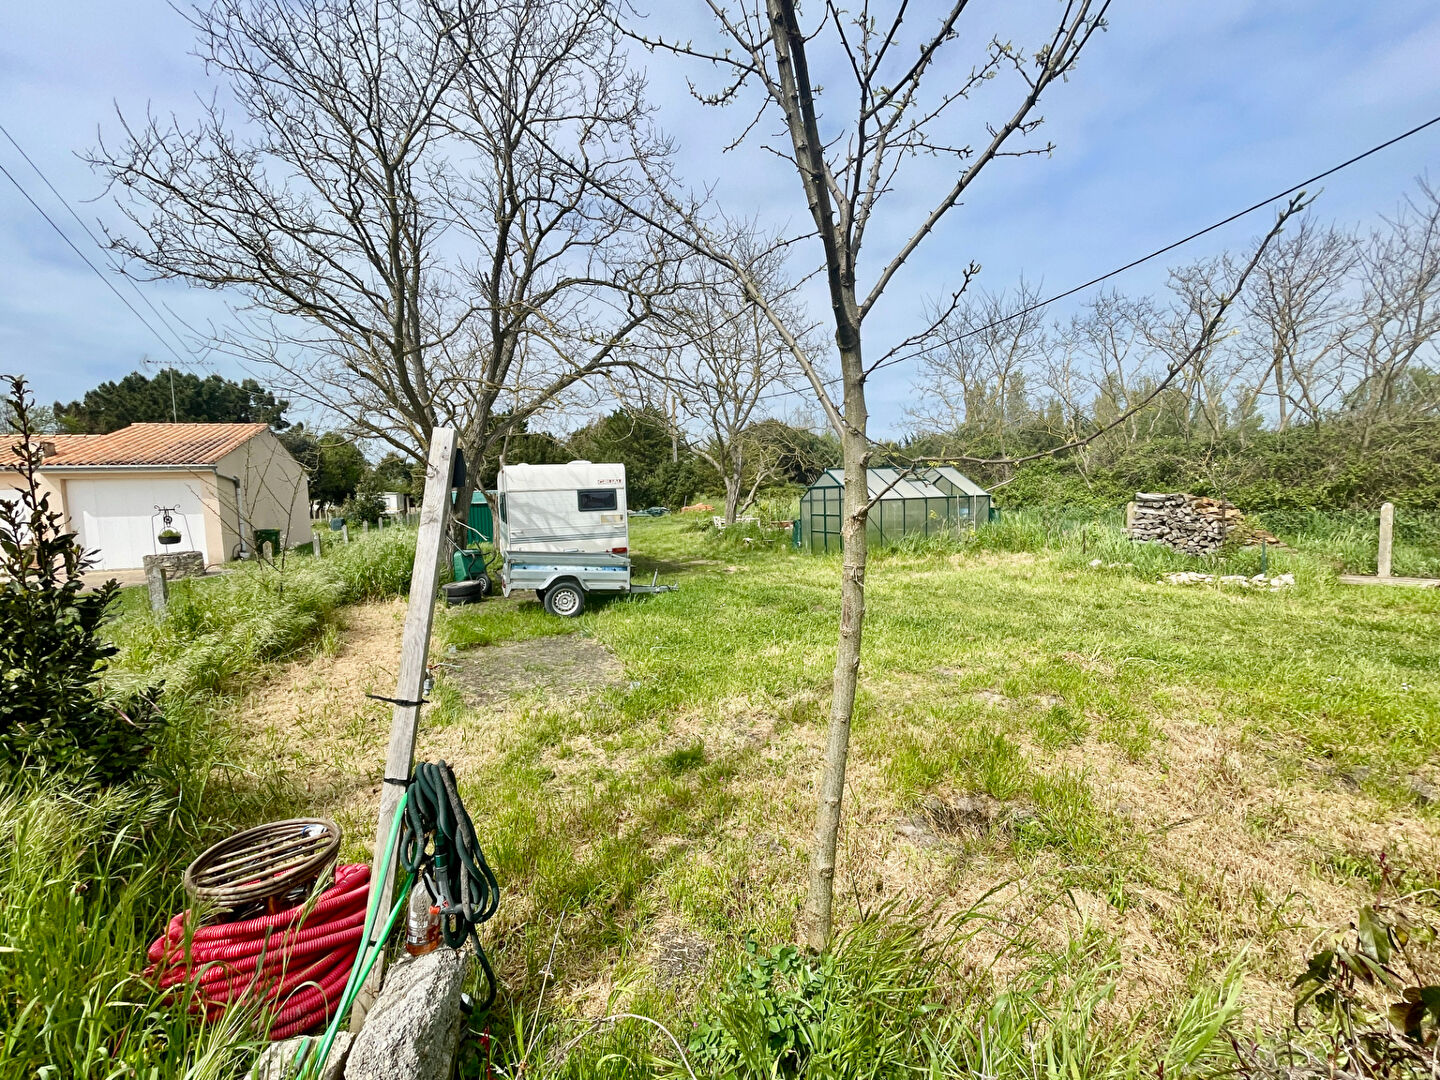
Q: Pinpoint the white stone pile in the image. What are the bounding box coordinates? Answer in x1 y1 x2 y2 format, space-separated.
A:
1128 492 1279 556
1160 571 1294 590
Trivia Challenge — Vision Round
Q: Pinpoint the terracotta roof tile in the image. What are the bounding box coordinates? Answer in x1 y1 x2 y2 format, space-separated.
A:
4 423 269 468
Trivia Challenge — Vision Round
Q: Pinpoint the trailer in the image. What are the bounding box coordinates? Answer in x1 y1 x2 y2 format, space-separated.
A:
490 461 674 617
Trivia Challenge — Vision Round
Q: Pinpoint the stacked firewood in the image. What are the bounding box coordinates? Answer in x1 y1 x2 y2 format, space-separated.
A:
1128 492 1280 555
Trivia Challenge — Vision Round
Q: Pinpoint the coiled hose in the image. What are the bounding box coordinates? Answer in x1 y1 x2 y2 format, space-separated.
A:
146 863 371 1040
401 759 501 1011
148 760 501 1073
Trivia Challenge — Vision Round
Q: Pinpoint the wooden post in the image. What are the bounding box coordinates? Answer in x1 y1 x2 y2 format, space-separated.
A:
145 565 168 614
349 428 457 1029
363 520 369 534
1378 502 1394 579
312 534 321 557
342 523 350 545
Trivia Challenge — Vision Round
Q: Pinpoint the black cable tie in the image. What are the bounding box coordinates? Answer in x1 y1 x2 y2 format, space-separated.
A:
366 693 430 708
382 776 411 787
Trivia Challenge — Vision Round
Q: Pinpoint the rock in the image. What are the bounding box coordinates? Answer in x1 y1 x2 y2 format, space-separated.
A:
345 948 471 1080
253 1033 352 1080
1410 778 1438 806
143 549 206 580
1337 766 1372 789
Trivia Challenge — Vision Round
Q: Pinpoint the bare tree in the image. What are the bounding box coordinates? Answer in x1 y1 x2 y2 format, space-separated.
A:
617 0 1113 947
93 0 468 449
911 282 1050 457
93 0 674 533
639 251 809 523
1241 217 1357 430
1347 180 1440 446
1053 292 1155 455
424 0 681 519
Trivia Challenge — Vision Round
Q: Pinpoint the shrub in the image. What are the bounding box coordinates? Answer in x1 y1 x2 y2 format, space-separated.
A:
0 377 163 783
340 488 386 525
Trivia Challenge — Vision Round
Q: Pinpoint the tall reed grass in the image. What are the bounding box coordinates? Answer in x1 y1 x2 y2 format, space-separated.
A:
0 528 419 1078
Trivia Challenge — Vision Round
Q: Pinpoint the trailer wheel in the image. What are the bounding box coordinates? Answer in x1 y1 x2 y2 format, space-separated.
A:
543 581 585 618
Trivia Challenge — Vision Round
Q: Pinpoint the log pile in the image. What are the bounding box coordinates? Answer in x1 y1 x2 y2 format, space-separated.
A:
1128 492 1280 555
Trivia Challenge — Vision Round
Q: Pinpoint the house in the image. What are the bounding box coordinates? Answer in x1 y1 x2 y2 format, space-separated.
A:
2 423 312 571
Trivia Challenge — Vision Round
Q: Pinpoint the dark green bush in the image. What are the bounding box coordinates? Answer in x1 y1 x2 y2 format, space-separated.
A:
0 377 163 783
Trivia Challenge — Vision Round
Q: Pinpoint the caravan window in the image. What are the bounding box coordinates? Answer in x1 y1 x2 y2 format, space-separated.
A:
578 489 618 512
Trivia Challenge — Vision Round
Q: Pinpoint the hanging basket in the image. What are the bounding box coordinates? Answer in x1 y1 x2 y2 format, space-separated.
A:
157 530 183 546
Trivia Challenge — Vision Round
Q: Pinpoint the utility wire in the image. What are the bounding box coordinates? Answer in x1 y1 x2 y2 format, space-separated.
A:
0 136 198 371
755 110 1440 405
0 121 207 371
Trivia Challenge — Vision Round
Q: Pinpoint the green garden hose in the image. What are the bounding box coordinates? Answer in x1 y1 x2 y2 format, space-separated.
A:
291 790 412 1080
401 760 501 1011
292 760 501 1079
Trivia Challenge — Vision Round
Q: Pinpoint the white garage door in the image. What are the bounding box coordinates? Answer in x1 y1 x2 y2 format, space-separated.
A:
67 477 211 571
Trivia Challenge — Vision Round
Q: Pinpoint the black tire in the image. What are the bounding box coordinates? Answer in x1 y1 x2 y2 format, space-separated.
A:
473 572 493 597
442 580 487 606
542 580 585 618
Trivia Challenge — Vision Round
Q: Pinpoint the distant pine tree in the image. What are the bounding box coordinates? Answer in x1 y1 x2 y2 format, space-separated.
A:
54 369 290 433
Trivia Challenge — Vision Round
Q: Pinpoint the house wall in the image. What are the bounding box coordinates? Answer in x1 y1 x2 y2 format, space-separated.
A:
216 430 313 555
1 470 64 513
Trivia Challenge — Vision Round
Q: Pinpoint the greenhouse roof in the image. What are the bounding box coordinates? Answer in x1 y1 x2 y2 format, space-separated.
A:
816 467 972 501
928 465 989 497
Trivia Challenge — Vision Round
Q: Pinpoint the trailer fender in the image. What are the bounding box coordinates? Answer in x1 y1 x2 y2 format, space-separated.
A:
530 570 583 595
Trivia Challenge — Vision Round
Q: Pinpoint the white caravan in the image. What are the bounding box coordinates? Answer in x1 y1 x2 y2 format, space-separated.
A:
496 462 670 616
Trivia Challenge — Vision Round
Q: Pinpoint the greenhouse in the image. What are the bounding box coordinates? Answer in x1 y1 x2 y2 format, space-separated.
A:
795 467 990 554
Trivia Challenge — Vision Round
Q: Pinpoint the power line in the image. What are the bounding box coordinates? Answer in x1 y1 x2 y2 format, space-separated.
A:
0 121 207 371
0 134 200 372
756 110 1440 405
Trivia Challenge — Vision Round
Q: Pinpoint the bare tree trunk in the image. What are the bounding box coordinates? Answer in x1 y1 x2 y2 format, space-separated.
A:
451 432 486 547
624 0 1110 952
804 354 867 948
1272 348 1289 431
722 474 743 525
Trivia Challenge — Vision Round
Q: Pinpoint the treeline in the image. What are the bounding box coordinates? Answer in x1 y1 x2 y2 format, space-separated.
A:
470 409 837 509
897 419 1440 512
886 185 1440 512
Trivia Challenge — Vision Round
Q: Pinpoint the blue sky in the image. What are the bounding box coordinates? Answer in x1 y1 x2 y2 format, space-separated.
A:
3 1 1439 437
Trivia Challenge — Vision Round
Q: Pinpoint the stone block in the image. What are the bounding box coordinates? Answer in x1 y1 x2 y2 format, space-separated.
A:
143 550 206 580
253 1032 352 1080
345 948 470 1080
145 565 168 612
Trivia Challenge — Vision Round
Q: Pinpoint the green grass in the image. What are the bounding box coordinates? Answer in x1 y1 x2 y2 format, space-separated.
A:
0 528 419 1080
7 511 1437 1079
1256 508 1440 577
429 512 1438 1077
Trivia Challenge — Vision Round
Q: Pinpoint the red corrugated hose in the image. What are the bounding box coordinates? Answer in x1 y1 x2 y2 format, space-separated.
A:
147 862 370 1041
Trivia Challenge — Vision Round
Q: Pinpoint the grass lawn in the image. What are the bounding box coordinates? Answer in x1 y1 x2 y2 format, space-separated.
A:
8 516 1434 1078
226 513 1440 1077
